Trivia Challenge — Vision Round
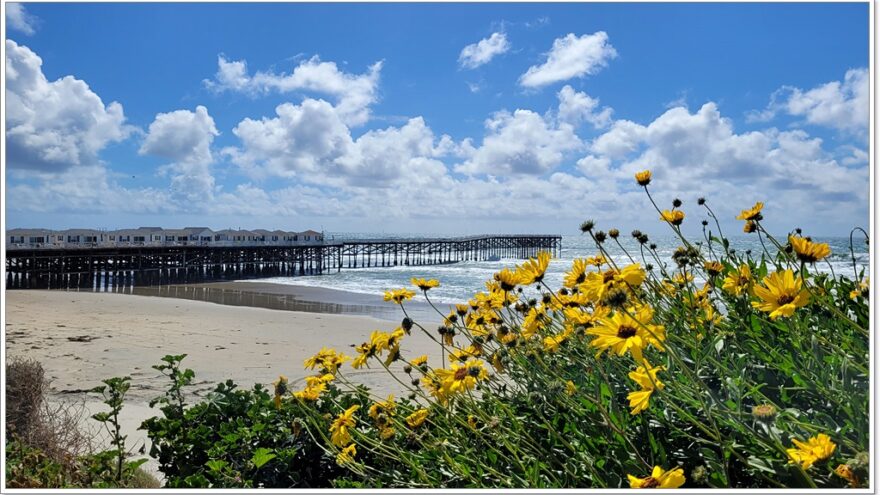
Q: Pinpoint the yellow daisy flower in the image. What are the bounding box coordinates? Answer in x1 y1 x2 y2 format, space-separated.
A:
329 405 360 447
627 465 686 488
787 433 836 470
789 235 831 263
411 277 440 291
751 269 810 320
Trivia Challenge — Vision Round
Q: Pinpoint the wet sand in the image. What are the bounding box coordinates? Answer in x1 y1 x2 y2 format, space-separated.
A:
4 288 444 480
120 281 444 323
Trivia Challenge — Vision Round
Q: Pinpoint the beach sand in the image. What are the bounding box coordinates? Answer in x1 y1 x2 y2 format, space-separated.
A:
4 288 444 480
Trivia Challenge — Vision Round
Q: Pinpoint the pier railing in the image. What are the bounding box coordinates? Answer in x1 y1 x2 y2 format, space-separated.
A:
5 235 562 290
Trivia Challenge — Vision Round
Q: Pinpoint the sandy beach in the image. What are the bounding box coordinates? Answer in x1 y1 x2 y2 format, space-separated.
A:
4 287 444 479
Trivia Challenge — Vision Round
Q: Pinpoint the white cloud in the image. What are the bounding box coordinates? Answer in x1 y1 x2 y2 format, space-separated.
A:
7 3 37 35
519 32 617 88
225 98 450 187
455 109 582 176
7 165 172 214
204 55 383 126
5 40 133 171
140 106 218 164
556 85 613 128
583 102 868 228
140 106 220 203
589 120 647 159
747 68 869 134
459 32 510 69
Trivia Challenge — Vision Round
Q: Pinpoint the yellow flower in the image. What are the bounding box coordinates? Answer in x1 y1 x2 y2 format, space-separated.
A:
410 355 429 368
565 380 577 396
336 444 357 466
304 347 350 374
563 258 589 288
627 389 655 415
660 209 685 226
586 305 665 362
517 251 552 285
406 408 429 428
368 394 396 422
635 169 652 186
626 363 665 415
543 326 574 353
722 264 752 296
789 235 831 263
850 277 869 300
743 220 757 233
628 466 686 488
493 267 522 291
330 405 360 447
522 306 548 340
564 305 609 331
434 359 489 396
491 352 504 373
671 272 694 286
421 372 447 402
379 426 395 440
751 269 810 320
293 383 325 401
703 260 723 277
787 433 836 470
628 363 665 391
581 264 646 302
585 254 607 267
467 414 479 429
383 288 415 304
411 277 440 291
736 201 764 221
273 375 288 409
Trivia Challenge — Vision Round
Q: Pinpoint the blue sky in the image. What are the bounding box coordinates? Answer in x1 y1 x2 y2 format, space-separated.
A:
4 2 870 236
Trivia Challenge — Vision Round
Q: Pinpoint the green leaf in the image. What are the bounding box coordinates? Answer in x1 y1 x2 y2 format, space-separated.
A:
205 459 228 472
251 448 276 469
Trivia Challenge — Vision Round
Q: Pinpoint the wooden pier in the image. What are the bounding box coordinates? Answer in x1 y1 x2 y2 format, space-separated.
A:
5 235 561 290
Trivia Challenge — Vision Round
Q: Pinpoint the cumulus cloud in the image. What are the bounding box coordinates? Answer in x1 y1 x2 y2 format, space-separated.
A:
5 40 133 171
6 3 37 35
455 109 582 176
459 32 510 69
746 68 869 134
556 85 613 128
140 106 220 204
204 55 382 126
583 102 868 228
519 32 617 88
225 98 450 187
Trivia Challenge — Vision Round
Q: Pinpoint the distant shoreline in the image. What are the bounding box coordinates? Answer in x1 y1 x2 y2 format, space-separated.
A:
66 279 444 323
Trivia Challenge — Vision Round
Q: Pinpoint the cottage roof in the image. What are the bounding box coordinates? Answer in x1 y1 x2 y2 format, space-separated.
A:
7 228 55 236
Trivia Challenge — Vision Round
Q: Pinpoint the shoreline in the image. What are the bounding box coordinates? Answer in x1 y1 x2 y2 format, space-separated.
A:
69 280 445 323
4 288 444 481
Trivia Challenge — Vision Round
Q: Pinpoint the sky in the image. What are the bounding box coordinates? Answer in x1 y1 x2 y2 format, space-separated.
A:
3 2 871 236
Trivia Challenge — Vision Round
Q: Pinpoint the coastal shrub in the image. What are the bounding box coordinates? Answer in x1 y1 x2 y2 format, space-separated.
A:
140 354 358 488
132 170 869 488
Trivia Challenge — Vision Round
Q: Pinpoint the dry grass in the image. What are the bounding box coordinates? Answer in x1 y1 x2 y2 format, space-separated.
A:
5 356 161 488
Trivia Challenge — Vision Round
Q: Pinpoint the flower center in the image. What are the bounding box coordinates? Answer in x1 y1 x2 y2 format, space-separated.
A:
642 477 660 488
603 271 616 284
617 325 637 339
777 294 795 305
454 367 469 381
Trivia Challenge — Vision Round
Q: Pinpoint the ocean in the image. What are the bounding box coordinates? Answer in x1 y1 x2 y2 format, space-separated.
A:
246 232 870 305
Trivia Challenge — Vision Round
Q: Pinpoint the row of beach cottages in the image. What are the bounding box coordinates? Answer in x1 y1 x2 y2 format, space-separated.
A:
6 227 324 249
